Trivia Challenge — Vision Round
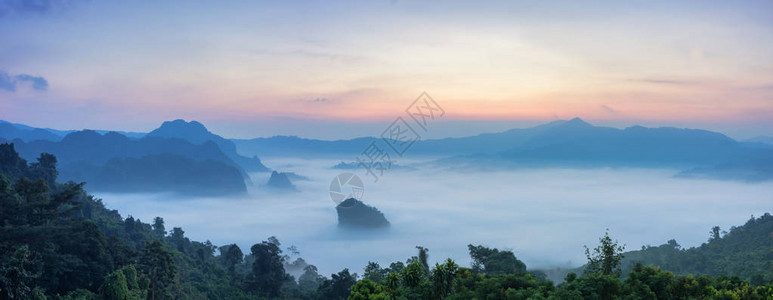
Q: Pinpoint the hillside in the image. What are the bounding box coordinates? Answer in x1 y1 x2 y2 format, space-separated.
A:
71 154 247 195
0 121 62 142
148 119 269 172
5 131 250 195
621 213 773 282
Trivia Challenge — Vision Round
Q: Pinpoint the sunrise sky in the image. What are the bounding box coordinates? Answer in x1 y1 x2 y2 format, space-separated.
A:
1 1 771 139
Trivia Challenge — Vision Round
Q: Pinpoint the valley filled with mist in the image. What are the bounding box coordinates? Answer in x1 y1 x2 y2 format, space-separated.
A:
94 159 773 278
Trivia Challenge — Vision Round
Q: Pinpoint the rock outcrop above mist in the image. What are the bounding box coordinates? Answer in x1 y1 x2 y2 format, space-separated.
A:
336 198 390 229
266 171 298 191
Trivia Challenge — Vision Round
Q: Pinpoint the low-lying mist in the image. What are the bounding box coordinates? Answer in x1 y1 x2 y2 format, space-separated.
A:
93 158 773 277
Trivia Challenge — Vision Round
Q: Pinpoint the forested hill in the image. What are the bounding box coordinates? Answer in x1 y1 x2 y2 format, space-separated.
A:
5 132 249 195
621 213 773 282
0 119 272 195
147 119 269 173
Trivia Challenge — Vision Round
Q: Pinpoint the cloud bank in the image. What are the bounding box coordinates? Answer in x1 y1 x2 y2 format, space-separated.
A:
0 70 48 92
93 158 773 276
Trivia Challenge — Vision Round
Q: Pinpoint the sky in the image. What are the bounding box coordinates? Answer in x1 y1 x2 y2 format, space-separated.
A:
0 0 771 139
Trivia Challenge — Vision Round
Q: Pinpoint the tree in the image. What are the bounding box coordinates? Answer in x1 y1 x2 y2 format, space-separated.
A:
0 174 18 226
98 265 147 300
584 229 625 276
245 240 285 297
710 226 721 242
557 272 623 300
416 246 430 274
169 227 187 251
29 153 57 188
13 177 49 225
401 261 423 288
364 261 388 283
385 272 400 299
467 244 526 274
151 217 165 238
124 215 136 233
0 143 29 181
431 259 458 299
107 236 136 268
624 263 675 300
387 262 405 274
348 279 387 300
139 240 176 300
318 268 357 300
0 245 38 300
222 244 243 276
47 218 114 293
99 269 130 300
298 265 324 292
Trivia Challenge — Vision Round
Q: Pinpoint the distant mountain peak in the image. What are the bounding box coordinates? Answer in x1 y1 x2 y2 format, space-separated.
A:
266 171 298 191
155 119 210 134
147 119 216 143
147 119 271 173
61 129 102 143
563 117 591 127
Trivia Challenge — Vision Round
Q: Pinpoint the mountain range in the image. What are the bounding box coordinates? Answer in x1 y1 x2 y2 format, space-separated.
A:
232 118 772 181
430 118 772 181
0 119 270 195
1 118 771 190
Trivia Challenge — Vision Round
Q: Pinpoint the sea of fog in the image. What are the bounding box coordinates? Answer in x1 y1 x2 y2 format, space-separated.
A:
93 158 773 277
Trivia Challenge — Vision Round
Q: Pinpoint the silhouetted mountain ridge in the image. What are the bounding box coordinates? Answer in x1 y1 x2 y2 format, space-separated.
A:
0 121 62 142
8 130 250 195
229 117 773 181
265 171 297 191
148 119 269 172
73 154 247 195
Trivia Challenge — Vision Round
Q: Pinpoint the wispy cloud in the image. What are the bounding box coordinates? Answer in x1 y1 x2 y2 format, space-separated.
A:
248 48 364 63
296 97 329 103
0 70 48 92
600 104 617 114
636 78 697 85
0 0 53 14
0 0 78 15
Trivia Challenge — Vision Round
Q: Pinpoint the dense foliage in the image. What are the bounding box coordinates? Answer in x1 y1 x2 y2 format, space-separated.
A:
1 143 771 299
622 213 773 282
